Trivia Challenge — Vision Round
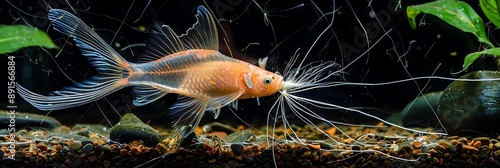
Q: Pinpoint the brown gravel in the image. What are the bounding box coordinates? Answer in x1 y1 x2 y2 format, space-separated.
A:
2 124 500 167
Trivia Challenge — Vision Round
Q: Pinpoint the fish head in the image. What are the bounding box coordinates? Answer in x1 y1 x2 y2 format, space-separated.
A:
240 65 285 99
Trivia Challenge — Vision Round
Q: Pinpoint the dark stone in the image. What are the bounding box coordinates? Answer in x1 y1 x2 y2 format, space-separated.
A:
71 124 111 136
230 143 244 155
437 71 500 136
1 158 14 166
102 145 111 152
110 113 163 146
242 156 254 164
0 111 61 129
401 91 442 127
81 143 93 154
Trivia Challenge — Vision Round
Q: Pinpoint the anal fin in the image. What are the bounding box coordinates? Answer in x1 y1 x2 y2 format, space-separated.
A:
133 86 168 106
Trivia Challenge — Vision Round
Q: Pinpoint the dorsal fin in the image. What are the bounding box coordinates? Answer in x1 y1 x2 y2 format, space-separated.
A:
180 6 219 51
137 6 218 63
136 23 185 63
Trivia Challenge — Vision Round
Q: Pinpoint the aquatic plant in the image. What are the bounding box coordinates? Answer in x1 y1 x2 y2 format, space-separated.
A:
0 24 57 54
407 0 500 70
407 0 500 136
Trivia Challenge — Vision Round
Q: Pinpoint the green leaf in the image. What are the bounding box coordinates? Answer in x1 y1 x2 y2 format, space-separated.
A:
407 1 494 48
480 0 500 29
463 48 500 69
406 6 421 30
0 24 57 54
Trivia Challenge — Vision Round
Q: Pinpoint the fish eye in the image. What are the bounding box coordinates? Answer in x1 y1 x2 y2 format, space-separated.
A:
263 78 272 85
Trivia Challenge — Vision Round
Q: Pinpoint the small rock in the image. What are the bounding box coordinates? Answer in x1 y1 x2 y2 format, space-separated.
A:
301 151 312 158
242 156 254 164
412 141 423 149
75 127 90 137
81 143 93 154
37 142 48 151
449 144 457 152
15 150 24 158
401 92 442 127
102 144 111 152
70 141 83 151
495 142 500 149
110 113 163 146
2 158 14 166
72 124 111 135
0 110 61 129
231 143 244 155
62 146 69 153
493 150 500 157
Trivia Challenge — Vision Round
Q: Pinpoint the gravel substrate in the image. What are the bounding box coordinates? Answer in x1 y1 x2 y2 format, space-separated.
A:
1 121 500 168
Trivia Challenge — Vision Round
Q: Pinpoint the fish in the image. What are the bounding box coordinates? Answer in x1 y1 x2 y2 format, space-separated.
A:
17 5 444 146
16 6 285 137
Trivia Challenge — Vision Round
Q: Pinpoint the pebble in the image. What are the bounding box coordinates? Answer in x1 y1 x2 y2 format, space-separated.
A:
401 91 442 127
434 144 446 153
15 150 24 158
102 144 111 152
450 139 459 145
37 142 48 151
422 144 430 153
433 157 439 164
493 150 500 157
109 113 163 146
307 143 321 150
495 142 500 149
230 143 244 155
81 143 93 154
462 145 479 152
62 146 69 153
2 157 14 166
75 127 90 137
4 115 500 168
0 110 61 129
242 156 254 164
473 141 481 149
69 141 82 151
412 141 422 149
301 151 312 158
473 137 490 145
449 144 457 152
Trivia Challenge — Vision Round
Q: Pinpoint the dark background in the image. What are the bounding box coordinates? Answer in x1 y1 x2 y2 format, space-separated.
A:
0 0 490 129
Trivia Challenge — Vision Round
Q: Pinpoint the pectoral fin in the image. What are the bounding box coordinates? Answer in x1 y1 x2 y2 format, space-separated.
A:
206 91 244 119
243 73 253 89
169 91 243 138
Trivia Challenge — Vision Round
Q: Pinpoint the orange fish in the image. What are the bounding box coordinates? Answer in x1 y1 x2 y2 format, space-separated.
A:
17 6 285 137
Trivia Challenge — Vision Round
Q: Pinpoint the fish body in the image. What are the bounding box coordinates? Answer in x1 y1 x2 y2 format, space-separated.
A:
17 6 284 136
128 49 282 102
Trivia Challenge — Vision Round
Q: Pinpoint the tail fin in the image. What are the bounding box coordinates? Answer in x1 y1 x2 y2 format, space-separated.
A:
17 9 129 111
